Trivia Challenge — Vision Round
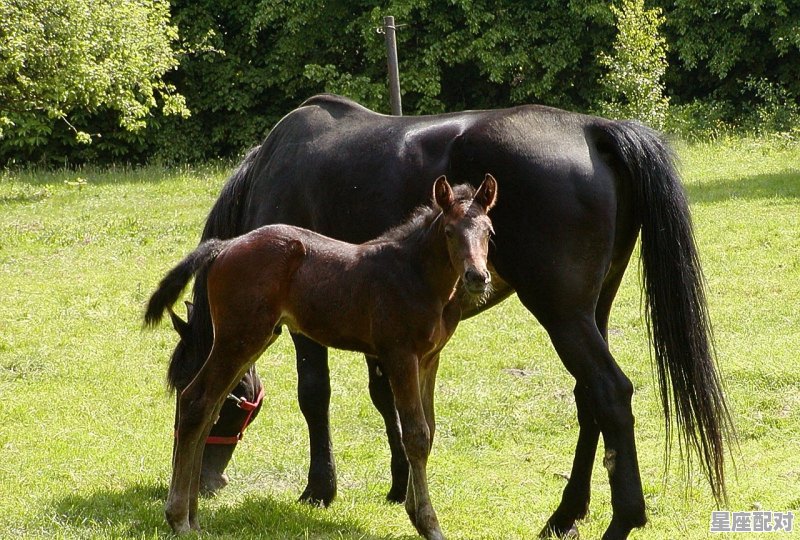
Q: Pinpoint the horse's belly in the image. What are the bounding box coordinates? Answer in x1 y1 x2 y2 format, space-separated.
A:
281 312 378 357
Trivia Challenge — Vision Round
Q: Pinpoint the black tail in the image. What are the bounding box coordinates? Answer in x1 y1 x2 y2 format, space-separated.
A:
162 146 261 391
144 239 228 327
600 120 734 503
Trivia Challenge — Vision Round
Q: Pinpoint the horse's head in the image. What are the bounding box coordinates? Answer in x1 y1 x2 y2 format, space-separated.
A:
166 301 199 387
434 173 497 296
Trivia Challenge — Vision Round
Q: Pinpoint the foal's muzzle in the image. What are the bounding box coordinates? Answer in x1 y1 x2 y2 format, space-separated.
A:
464 268 491 294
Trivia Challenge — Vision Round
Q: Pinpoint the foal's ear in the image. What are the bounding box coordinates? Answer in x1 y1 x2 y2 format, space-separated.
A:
474 173 498 211
433 175 455 211
168 307 190 341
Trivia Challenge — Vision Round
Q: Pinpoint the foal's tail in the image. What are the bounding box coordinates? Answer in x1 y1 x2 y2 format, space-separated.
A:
144 239 228 327
599 120 734 503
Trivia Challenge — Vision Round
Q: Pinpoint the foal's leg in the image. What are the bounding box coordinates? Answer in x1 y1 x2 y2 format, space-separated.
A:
293 333 337 506
167 309 278 534
419 352 440 449
386 353 443 540
403 352 441 520
366 355 409 503
167 347 257 532
166 384 208 533
200 367 263 495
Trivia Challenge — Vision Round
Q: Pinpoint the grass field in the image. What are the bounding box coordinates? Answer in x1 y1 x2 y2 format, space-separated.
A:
0 135 798 539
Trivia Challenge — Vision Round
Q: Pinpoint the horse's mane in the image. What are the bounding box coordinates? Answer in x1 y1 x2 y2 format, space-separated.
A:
166 146 261 392
372 183 477 245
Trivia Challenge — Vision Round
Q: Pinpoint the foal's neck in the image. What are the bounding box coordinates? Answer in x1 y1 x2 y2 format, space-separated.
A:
414 214 459 301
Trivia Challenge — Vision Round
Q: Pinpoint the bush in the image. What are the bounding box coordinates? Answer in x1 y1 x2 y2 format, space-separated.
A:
596 0 669 129
151 0 616 162
0 0 187 165
656 0 800 122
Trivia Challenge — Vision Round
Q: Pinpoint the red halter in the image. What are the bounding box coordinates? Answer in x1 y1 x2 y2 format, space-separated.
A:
174 386 265 445
206 386 265 445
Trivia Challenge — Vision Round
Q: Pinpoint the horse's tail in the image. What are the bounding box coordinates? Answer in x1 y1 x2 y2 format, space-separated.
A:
144 239 228 327
598 120 734 503
162 146 262 391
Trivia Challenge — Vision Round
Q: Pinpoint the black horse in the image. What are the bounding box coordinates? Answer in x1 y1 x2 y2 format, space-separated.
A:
160 94 732 539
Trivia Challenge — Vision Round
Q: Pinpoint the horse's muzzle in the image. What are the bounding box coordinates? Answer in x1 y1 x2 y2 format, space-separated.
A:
464 268 491 295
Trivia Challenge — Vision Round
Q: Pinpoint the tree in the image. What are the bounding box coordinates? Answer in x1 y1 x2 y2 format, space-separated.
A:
597 0 670 129
0 0 187 163
655 0 800 129
157 0 616 161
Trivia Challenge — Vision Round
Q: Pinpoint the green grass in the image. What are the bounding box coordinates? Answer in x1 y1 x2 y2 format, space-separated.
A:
0 136 798 539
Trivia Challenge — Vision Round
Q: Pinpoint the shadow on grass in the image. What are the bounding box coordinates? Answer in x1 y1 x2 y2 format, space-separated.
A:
52 482 405 539
685 170 800 204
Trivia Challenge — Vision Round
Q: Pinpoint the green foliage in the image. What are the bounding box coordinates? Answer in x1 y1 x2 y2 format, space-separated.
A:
0 0 187 164
739 76 800 134
2 0 799 163
156 0 615 161
597 0 670 129
655 0 800 122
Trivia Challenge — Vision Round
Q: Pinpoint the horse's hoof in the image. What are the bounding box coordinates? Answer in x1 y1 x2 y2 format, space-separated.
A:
200 472 229 496
298 484 336 507
539 521 579 539
601 515 638 540
386 485 407 504
165 513 192 535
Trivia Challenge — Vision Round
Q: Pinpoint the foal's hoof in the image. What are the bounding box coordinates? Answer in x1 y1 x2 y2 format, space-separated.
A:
165 512 193 535
414 519 445 540
539 521 579 539
407 507 443 540
422 530 445 540
200 471 229 496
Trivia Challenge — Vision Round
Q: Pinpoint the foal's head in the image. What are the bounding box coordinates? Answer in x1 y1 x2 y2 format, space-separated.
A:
433 174 498 295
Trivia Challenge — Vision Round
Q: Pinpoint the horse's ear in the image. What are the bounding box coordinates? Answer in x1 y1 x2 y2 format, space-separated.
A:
184 301 194 321
168 307 190 341
433 175 454 211
475 173 498 211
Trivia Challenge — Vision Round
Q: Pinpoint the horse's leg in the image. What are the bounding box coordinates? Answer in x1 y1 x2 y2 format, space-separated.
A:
167 345 260 532
540 314 646 540
402 352 440 521
293 332 337 506
386 353 443 540
419 353 440 450
539 267 628 538
366 356 408 503
539 383 599 538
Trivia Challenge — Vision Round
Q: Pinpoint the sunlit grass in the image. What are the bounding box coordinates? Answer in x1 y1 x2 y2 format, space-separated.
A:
0 136 797 539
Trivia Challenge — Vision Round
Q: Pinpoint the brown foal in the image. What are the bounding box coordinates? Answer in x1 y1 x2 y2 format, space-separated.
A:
145 174 498 539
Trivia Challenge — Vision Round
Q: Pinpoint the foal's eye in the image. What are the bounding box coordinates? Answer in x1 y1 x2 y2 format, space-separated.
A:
444 226 454 237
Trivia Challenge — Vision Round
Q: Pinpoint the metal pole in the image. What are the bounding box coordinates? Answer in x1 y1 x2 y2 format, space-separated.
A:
383 16 402 116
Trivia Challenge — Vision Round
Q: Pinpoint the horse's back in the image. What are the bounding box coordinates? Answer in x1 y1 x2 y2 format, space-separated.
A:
240 96 634 318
